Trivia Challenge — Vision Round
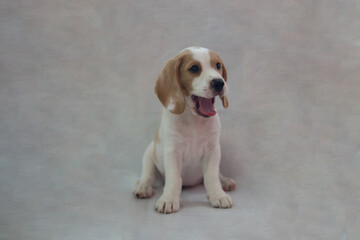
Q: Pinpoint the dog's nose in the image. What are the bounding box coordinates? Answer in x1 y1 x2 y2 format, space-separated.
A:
210 79 224 92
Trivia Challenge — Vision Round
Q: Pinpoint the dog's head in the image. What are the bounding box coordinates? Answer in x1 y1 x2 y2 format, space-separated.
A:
155 47 229 118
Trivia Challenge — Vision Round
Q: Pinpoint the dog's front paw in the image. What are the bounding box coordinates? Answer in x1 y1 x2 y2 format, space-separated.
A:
155 194 180 214
207 192 233 208
133 180 155 199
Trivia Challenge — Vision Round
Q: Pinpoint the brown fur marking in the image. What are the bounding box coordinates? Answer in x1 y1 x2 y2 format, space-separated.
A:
177 50 200 96
154 50 200 113
153 129 161 164
154 57 185 114
209 50 229 108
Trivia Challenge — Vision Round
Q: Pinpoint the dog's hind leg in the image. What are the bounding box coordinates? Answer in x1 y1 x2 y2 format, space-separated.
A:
219 173 236 192
133 142 156 198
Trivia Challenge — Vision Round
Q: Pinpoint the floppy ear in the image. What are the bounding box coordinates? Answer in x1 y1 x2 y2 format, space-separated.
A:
154 57 185 114
220 60 229 109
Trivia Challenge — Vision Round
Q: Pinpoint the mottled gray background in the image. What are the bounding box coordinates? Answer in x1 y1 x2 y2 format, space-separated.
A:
1 0 360 239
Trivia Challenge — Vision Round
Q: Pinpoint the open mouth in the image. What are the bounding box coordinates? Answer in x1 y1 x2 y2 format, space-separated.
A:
191 95 216 118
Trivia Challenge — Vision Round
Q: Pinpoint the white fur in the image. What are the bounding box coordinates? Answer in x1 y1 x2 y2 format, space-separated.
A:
167 98 175 111
133 47 234 213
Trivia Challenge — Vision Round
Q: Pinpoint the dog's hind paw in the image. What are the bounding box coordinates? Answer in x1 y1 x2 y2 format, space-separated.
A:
220 176 236 192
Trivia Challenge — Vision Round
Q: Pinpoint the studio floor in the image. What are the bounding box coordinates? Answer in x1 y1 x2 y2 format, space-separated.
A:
1 0 360 239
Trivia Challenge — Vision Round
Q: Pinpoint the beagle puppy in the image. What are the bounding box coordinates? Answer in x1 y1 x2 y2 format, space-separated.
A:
133 47 236 213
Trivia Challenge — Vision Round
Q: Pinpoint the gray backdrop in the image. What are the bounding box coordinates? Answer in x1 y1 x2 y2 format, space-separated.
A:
1 0 360 239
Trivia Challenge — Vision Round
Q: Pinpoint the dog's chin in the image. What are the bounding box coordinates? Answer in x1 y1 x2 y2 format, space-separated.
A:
190 95 216 118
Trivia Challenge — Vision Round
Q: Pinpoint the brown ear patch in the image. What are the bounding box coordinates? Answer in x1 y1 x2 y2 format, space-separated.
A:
221 96 229 108
154 58 185 114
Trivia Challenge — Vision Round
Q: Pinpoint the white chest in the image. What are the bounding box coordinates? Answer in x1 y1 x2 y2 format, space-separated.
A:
157 111 221 186
180 138 208 186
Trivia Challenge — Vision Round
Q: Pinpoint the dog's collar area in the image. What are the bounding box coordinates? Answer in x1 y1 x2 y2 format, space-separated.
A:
191 95 216 118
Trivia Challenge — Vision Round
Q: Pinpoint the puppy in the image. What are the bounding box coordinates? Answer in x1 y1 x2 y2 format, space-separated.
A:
133 47 236 213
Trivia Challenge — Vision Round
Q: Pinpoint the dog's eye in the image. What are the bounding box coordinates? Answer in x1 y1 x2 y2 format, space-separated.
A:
189 65 199 73
216 63 221 70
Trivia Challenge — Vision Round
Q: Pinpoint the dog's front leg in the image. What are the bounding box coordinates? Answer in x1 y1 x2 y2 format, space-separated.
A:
155 147 182 214
203 145 233 208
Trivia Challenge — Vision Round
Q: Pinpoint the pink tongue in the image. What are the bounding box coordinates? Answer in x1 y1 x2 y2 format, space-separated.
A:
198 97 216 117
